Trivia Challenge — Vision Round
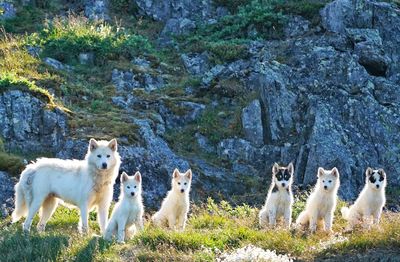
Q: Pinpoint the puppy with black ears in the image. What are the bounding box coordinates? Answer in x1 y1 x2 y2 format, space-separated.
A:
259 163 294 229
341 168 387 230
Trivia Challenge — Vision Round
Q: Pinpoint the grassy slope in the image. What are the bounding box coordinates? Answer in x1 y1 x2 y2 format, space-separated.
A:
0 199 399 261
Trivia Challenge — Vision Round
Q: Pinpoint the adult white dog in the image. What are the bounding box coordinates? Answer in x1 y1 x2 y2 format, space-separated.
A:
12 138 121 234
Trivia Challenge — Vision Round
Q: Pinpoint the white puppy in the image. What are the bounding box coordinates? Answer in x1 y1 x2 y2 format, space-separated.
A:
341 168 386 230
12 138 120 234
259 163 294 229
152 169 192 231
104 171 144 243
296 167 340 233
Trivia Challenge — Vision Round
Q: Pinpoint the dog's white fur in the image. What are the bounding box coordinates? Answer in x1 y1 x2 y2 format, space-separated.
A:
296 167 340 233
12 138 120 233
259 163 294 229
104 171 144 243
341 168 386 230
152 169 192 231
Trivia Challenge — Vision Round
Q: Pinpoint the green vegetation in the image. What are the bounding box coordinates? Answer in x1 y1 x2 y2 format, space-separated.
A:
0 148 25 177
27 15 153 64
1 198 399 261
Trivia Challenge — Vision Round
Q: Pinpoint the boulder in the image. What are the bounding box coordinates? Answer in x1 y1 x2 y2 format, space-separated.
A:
43 57 74 71
181 52 210 75
0 2 16 20
84 0 110 20
242 99 264 147
159 101 205 129
0 90 68 154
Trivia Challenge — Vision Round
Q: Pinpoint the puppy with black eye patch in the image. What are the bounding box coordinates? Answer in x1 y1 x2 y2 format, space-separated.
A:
341 168 386 230
259 163 294 229
296 167 340 233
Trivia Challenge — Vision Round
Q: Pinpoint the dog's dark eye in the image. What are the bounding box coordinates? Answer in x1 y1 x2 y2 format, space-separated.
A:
97 155 101 158
329 180 332 183
107 155 110 158
178 182 181 185
134 186 137 188
127 186 130 189
322 180 325 183
184 182 187 185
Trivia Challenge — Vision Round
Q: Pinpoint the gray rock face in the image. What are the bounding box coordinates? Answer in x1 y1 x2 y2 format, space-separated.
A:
159 101 205 129
112 69 165 93
284 15 311 38
242 100 264 147
251 63 297 144
0 2 16 20
0 171 15 218
85 0 110 20
0 91 68 154
321 0 400 77
79 52 95 65
181 52 210 75
134 0 214 22
159 18 196 46
43 57 74 71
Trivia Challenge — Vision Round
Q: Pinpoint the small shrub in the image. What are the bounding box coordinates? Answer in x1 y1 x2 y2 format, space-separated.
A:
27 15 153 64
0 151 25 176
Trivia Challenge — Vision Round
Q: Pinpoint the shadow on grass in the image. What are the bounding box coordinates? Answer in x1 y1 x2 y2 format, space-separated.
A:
0 229 69 262
74 236 113 262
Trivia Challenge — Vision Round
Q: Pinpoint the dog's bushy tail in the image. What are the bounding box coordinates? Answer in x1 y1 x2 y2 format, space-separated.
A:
12 182 28 223
295 211 308 227
341 207 350 220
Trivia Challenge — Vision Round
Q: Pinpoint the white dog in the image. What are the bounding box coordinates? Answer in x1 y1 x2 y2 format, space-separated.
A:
341 167 386 230
104 171 144 243
259 163 294 229
296 167 340 233
12 138 120 234
152 169 192 231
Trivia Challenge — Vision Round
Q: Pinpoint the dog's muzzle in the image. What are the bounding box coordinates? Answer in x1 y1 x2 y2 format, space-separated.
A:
180 189 185 193
102 163 108 169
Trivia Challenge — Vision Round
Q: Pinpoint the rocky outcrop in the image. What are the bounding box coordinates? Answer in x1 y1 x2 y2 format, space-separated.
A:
0 171 15 218
0 90 68 154
133 0 214 22
84 0 110 20
321 0 400 78
0 2 16 20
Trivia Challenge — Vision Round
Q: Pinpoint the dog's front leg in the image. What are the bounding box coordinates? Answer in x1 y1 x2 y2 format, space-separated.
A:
268 209 277 227
97 203 109 234
372 209 382 225
309 212 318 233
79 204 89 234
176 212 187 231
117 219 127 243
324 212 334 233
168 216 176 230
136 214 144 231
284 207 292 229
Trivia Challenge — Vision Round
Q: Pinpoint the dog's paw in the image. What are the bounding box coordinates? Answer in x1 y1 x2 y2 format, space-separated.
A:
37 224 46 233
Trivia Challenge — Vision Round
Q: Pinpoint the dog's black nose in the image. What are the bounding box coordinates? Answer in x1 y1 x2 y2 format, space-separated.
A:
180 189 184 193
324 185 328 190
376 184 380 189
131 192 135 196
102 163 107 169
282 183 286 187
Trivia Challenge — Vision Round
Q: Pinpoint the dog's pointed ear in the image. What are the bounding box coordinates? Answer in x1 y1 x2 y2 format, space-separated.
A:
173 168 180 179
272 163 279 175
288 162 294 175
317 167 325 177
331 167 339 177
185 169 192 180
89 138 98 152
108 138 118 152
120 172 129 183
377 168 386 177
134 171 141 183
366 167 373 177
